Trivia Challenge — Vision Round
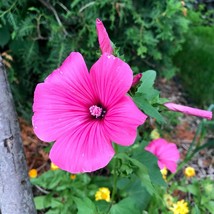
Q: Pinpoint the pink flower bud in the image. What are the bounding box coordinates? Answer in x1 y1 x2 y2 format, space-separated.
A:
96 18 113 54
164 102 212 120
132 73 142 86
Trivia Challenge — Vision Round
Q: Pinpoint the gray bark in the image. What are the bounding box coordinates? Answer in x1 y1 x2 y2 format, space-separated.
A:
0 56 36 214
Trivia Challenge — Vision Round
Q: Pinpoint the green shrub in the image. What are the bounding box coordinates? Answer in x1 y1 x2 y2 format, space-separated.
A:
174 9 214 107
0 0 189 119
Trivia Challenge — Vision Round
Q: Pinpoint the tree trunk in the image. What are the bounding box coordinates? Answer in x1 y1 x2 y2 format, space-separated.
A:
0 57 36 214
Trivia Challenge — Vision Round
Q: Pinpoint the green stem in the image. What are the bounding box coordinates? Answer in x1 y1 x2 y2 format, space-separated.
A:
168 105 213 182
167 120 206 182
111 145 118 202
0 0 18 18
106 144 119 214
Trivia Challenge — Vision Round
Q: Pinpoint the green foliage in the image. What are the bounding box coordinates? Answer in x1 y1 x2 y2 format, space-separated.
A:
133 70 167 123
0 0 189 119
173 178 214 214
174 25 214 107
174 8 214 107
30 139 167 213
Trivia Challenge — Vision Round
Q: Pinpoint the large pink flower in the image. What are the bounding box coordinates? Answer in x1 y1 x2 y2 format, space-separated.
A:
32 52 147 173
145 138 180 173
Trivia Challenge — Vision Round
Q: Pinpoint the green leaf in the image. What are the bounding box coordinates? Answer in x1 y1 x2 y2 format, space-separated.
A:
191 204 201 214
133 95 165 123
110 198 141 214
34 195 52 210
117 177 151 210
95 201 111 214
134 150 167 187
73 197 97 214
46 209 61 214
187 185 198 196
206 201 214 213
137 70 157 94
0 26 10 47
116 153 155 195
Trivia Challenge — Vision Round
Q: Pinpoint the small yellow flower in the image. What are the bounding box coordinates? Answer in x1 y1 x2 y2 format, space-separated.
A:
184 167 196 178
95 187 111 202
70 174 76 180
164 194 174 208
161 167 168 181
170 199 189 214
28 169 38 178
50 162 59 170
150 129 160 140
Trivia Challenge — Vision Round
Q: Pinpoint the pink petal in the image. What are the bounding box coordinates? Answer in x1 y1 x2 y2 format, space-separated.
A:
32 52 96 141
157 143 180 162
132 73 142 87
49 121 114 173
103 96 147 146
96 18 113 54
90 54 133 108
158 160 177 173
145 138 180 173
164 102 212 120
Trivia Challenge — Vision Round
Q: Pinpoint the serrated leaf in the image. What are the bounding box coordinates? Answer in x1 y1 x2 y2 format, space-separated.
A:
116 153 155 195
137 70 157 94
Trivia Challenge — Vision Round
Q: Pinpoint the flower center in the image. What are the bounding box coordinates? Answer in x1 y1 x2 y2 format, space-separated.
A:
89 105 106 118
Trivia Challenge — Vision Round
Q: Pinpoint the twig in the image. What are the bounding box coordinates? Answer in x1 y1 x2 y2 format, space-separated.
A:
143 59 156 68
34 14 48 40
38 0 69 36
79 1 95 13
0 0 18 18
35 185 50 194
57 2 69 13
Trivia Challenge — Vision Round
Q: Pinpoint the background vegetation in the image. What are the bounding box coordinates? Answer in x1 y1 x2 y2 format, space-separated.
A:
1 1 214 213
174 4 214 107
0 0 189 120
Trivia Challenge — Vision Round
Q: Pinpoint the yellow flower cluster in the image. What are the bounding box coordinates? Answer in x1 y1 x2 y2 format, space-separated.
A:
170 199 189 214
95 187 111 202
161 167 168 181
28 169 38 178
184 167 196 178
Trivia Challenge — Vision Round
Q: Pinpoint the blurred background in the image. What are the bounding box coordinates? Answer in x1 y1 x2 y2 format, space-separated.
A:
0 0 214 122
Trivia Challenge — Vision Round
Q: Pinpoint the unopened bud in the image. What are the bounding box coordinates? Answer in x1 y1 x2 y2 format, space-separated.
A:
132 73 142 86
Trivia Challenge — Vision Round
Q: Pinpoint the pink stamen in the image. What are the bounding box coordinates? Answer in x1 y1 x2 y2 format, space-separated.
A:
89 105 103 118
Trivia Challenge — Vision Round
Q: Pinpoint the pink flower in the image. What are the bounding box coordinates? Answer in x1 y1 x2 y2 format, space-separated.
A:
32 52 147 173
164 103 212 120
145 138 180 173
96 18 113 54
132 73 142 86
